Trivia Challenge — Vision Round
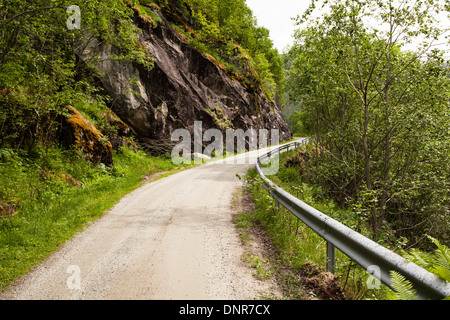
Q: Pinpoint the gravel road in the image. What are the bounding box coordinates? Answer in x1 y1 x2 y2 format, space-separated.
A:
0 146 283 300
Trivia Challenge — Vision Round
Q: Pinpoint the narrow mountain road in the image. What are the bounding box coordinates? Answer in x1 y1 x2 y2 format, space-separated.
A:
0 144 288 300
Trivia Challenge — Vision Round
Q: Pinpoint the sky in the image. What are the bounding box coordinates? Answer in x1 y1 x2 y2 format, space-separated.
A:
245 0 311 52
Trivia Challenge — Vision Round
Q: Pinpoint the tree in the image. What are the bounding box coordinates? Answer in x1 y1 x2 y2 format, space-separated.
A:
285 0 450 247
0 0 153 148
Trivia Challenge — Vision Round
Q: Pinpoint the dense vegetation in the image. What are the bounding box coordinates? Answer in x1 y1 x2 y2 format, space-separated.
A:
284 0 450 250
0 0 153 149
243 149 386 300
244 146 450 300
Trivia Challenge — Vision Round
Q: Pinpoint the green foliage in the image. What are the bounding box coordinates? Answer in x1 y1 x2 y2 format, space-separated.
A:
286 111 305 137
245 151 385 300
404 237 450 283
0 0 153 149
386 271 419 300
283 0 450 248
248 147 449 300
386 237 450 300
132 1 162 27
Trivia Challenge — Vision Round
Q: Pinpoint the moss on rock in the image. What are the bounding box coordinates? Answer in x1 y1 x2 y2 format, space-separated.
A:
60 105 114 167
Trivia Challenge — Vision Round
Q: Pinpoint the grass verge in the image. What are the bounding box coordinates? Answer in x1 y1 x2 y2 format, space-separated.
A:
0 145 189 290
235 149 390 300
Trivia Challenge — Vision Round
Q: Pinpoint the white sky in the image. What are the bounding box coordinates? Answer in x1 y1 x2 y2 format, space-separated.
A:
245 0 311 52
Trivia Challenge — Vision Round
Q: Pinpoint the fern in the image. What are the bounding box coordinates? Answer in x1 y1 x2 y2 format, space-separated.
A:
386 236 450 300
386 271 418 300
405 237 450 282
0 149 13 160
427 237 450 282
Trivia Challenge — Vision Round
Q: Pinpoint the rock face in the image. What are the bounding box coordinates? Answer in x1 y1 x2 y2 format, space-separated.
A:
59 106 114 167
90 6 292 155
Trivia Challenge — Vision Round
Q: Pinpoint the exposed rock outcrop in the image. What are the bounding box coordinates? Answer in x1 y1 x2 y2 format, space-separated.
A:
81 4 291 155
59 106 114 167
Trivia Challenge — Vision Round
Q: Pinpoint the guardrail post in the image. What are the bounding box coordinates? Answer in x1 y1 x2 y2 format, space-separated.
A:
326 242 335 274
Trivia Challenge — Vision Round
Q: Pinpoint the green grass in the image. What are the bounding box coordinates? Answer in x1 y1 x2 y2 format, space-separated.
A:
242 149 389 300
242 252 273 280
0 144 188 290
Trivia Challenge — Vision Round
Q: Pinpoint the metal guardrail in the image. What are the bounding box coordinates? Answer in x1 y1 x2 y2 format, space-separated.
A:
256 139 450 300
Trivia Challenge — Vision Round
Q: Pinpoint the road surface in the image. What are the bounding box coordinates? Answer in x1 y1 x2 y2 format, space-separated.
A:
0 144 286 300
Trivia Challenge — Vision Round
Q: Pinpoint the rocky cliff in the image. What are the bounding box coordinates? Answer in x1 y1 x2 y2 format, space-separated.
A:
82 3 291 155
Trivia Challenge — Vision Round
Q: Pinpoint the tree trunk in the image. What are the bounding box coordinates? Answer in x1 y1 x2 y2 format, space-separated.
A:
377 17 395 239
